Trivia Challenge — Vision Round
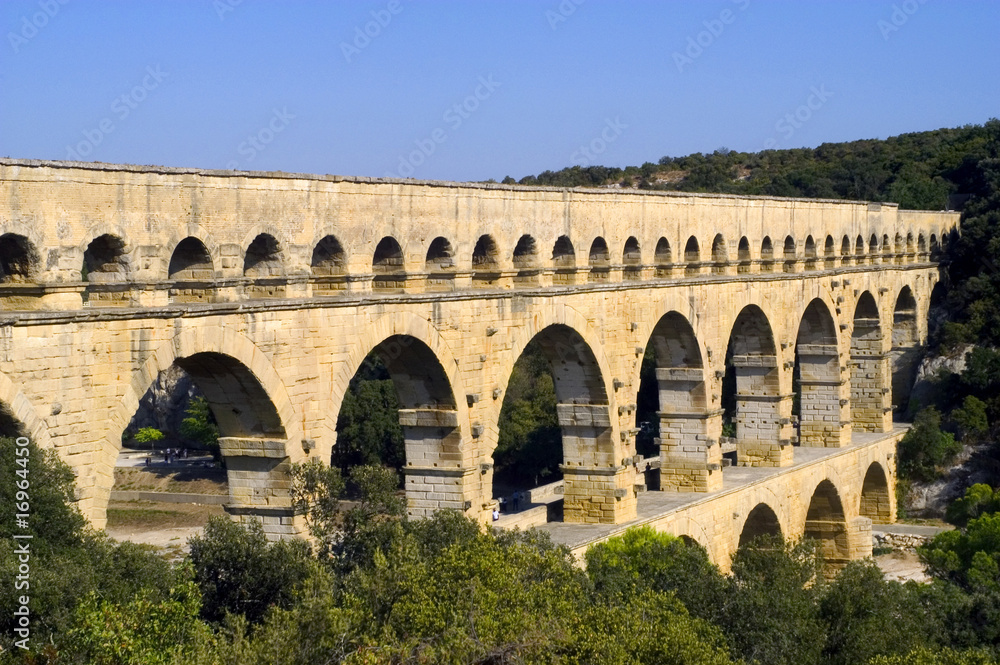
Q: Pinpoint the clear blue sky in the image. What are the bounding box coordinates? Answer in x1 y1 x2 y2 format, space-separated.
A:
2 0 998 182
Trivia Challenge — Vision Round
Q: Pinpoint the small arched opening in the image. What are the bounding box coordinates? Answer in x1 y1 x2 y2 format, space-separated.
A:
168 237 215 303
684 236 701 276
760 237 774 272
552 235 576 285
622 236 642 281
588 237 611 283
83 234 131 306
472 234 501 287
372 236 406 292
0 233 40 284
425 237 455 291
804 236 817 271
311 235 347 294
711 234 728 275
654 237 672 278
782 236 797 273
512 234 539 286
737 237 751 274
243 233 285 298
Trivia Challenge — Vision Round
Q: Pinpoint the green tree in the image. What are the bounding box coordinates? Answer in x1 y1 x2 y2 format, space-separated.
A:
947 484 1000 528
188 516 313 625
62 582 210 665
180 396 219 455
494 341 562 489
333 352 405 476
898 407 962 482
133 426 165 445
820 561 935 665
921 512 1000 593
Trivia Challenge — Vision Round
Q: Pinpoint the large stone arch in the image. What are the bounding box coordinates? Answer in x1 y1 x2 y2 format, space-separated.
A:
724 304 792 466
330 312 471 518
641 311 720 492
891 285 920 414
795 298 849 447
851 292 890 432
803 478 853 571
859 461 893 523
0 370 50 447
738 502 784 548
97 325 302 534
497 305 631 524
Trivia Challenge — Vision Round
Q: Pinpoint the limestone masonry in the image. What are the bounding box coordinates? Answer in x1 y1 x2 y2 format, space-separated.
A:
0 159 960 566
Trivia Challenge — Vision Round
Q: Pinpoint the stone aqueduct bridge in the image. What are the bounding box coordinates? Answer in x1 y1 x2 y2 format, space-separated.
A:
0 159 959 566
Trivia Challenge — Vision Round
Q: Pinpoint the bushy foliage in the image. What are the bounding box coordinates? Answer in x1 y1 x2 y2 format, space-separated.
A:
179 395 219 455
0 437 181 652
947 484 1000 528
921 512 1000 593
188 516 314 624
332 352 405 475
899 408 962 482
133 426 165 444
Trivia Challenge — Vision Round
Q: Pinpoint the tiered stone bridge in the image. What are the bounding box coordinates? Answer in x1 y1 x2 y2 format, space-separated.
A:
0 159 959 567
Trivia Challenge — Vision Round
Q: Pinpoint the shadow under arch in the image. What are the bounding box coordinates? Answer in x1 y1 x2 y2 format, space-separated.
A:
96 326 301 531
739 503 783 548
804 478 851 570
891 285 920 415
859 461 893 523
